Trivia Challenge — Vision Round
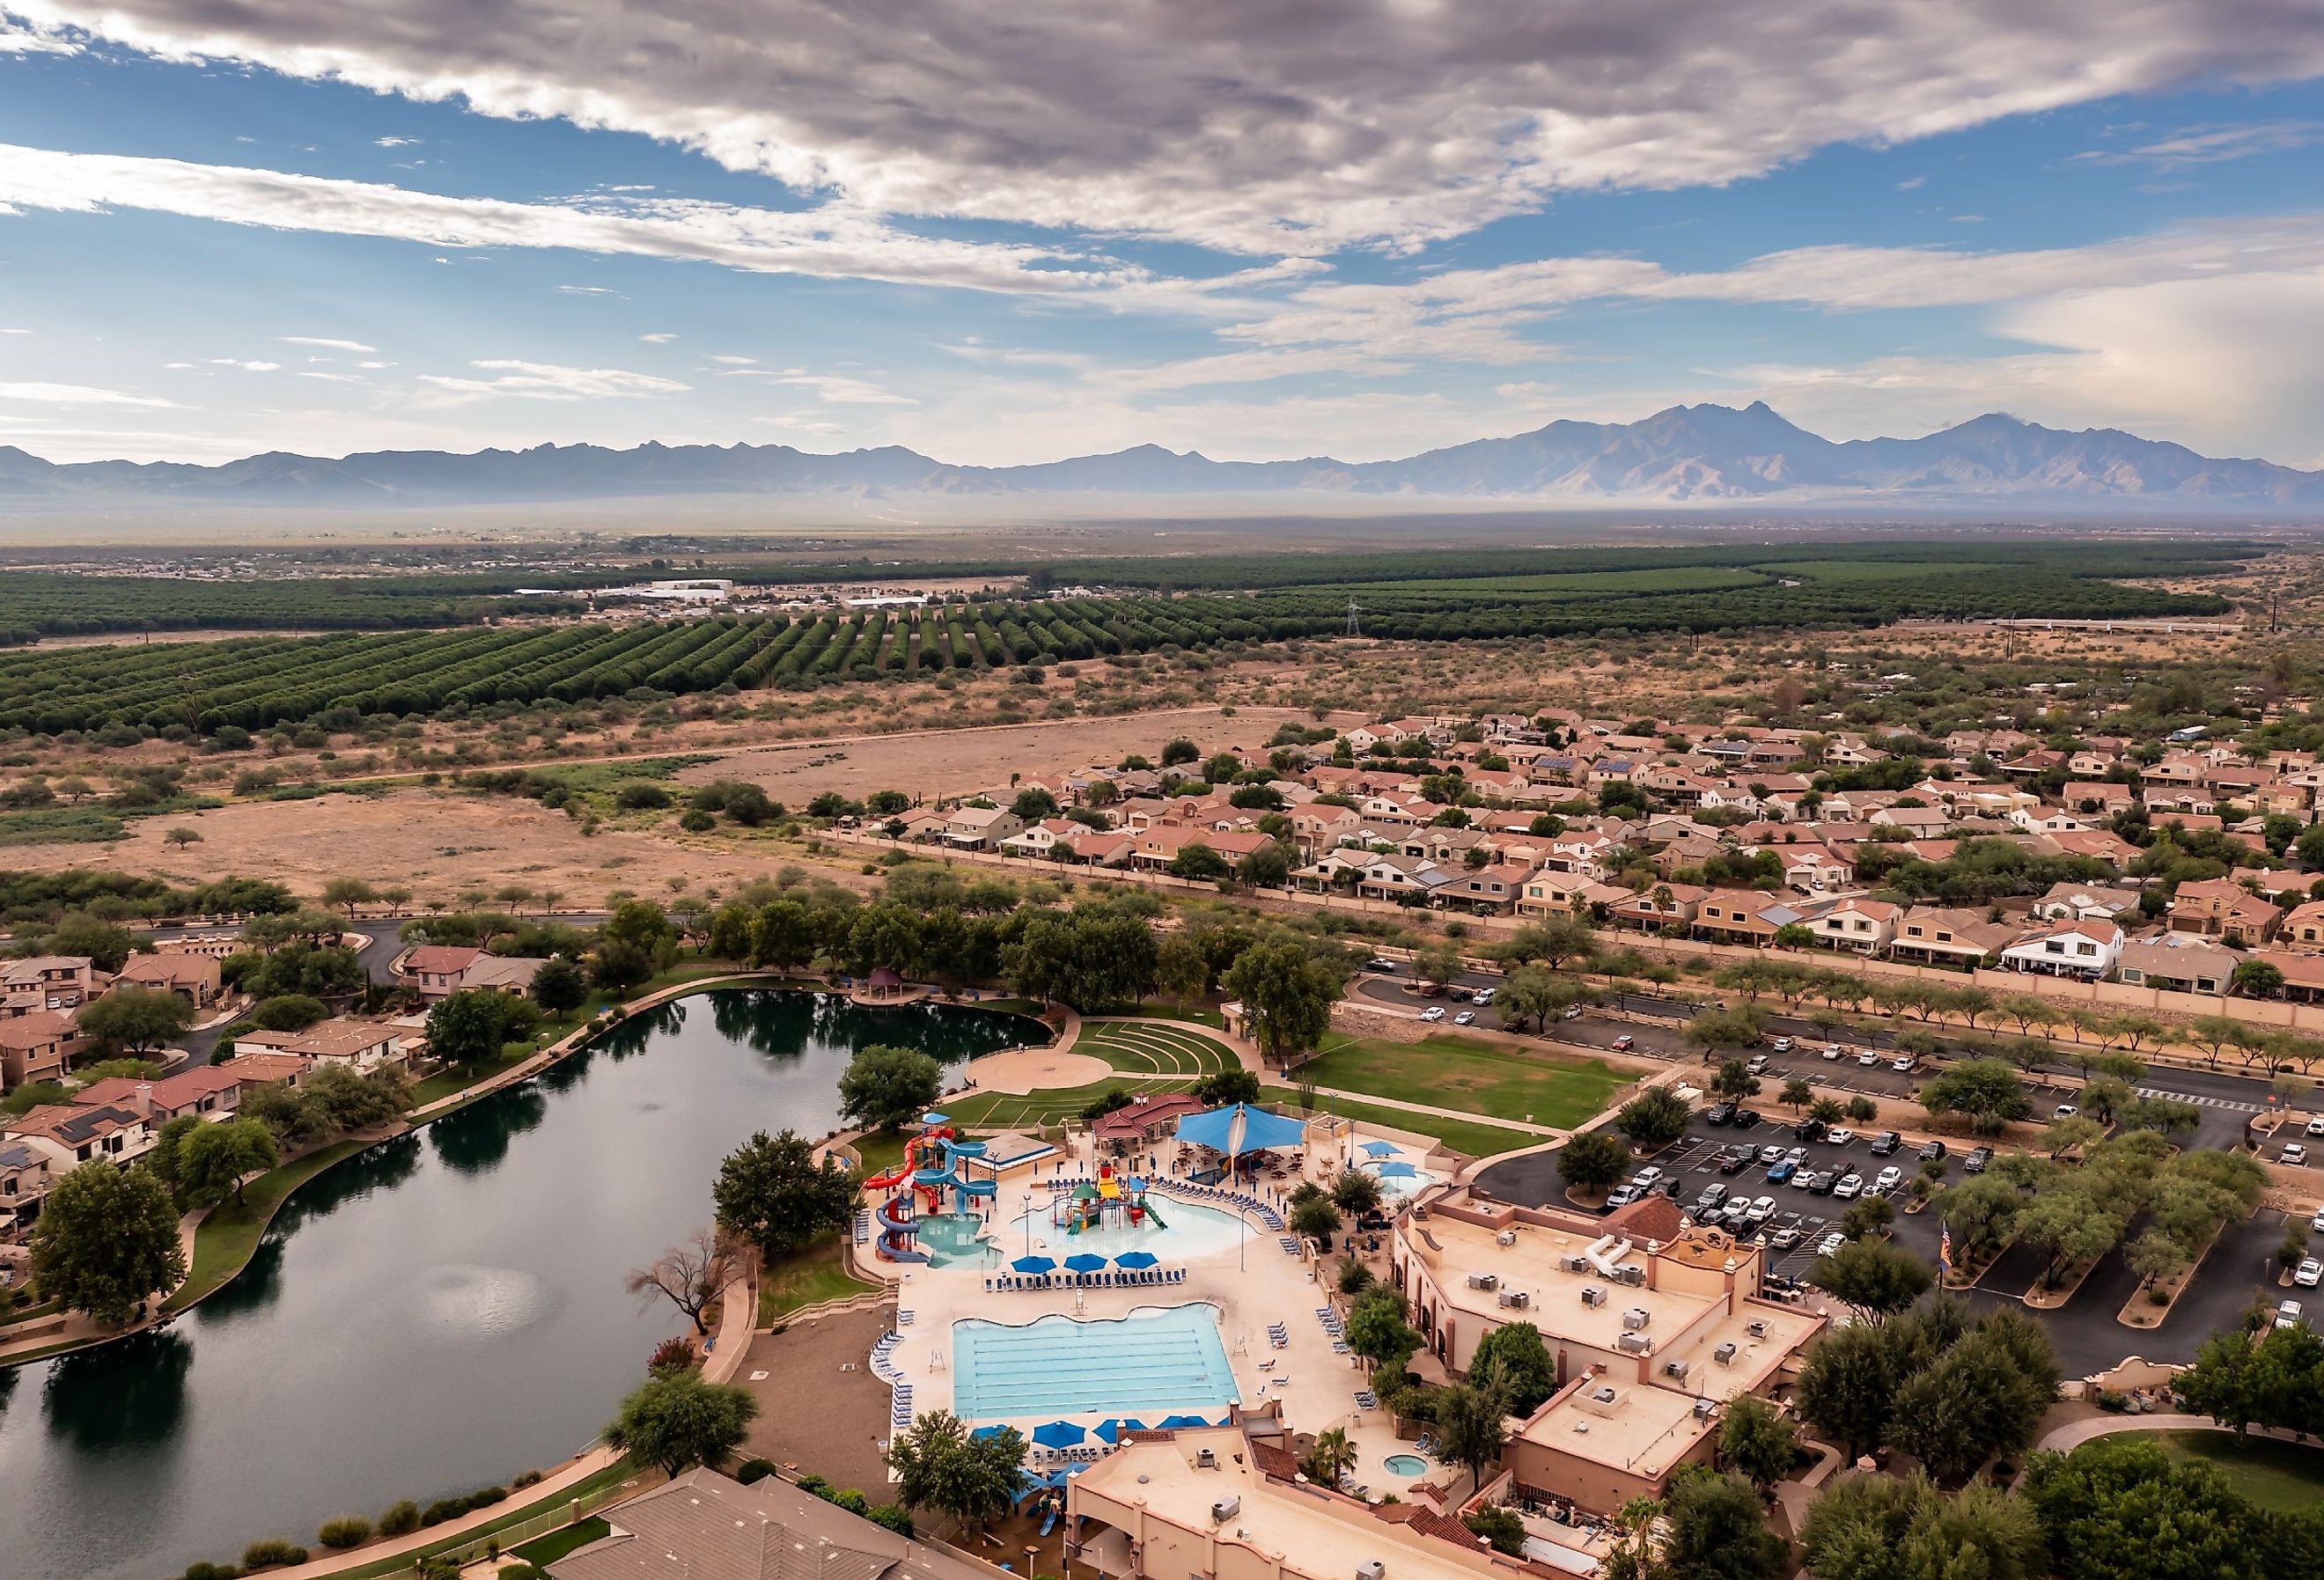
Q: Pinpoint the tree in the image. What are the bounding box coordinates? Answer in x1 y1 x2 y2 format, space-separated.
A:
1011 787 1059 820
320 877 379 916
1684 1008 1769 1059
1813 1238 1934 1322
1887 1312 2058 1483
886 1411 1026 1536
1305 1425 1360 1488
1779 1077 1813 1113
1290 1193 1342 1246
1468 1320 1558 1414
602 1366 759 1477
75 987 194 1056
1838 1194 1896 1242
2021 1436 2281 1580
2012 1192 2122 1286
1343 1285 1421 1368
1155 934 1210 1010
1802 1473 2044 1580
1716 1394 1797 1495
1412 943 1463 992
627 1227 745 1336
44 912 140 973
1220 941 1342 1062
1660 1466 1787 1580
177 1117 279 1208
1191 1068 1261 1106
1432 1380 1510 1495
1920 1058 2031 1136
425 988 518 1069
1237 841 1291 891
1465 1504 1527 1557
1558 1131 1631 1198
604 898 678 963
2234 959 2285 999
531 955 588 1017
1614 1086 1693 1150
1505 914 1595 970
28 1161 186 1325
1167 841 1231 882
1794 1323 1898 1460
1331 1168 1384 1218
712 1129 857 1258
838 1045 944 1135
247 993 330 1033
1710 1058 1762 1102
1159 738 1201 768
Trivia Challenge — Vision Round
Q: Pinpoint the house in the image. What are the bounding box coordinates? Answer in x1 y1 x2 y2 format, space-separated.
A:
2279 900 2324 952
235 1018 405 1073
1357 854 1458 903
2115 936 2239 996
4 1102 158 1171
459 955 548 997
2062 781 2136 815
1813 897 1899 954
75 1066 244 1124
1691 891 1785 946
213 1050 314 1090
551 1467 997 1580
1999 920 2122 980
1889 908 2015 967
2169 878 2282 945
2032 883 2143 923
1437 861 1536 915
0 956 98 1016
0 1140 52 1234
0 1010 79 1089
112 952 224 1009
1611 883 1707 932
1060 829 1135 868
998 818 1079 859
939 805 1024 850
393 944 482 1003
890 807 951 841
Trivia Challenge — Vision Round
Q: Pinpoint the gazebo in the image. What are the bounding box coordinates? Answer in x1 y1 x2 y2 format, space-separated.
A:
864 966 905 1000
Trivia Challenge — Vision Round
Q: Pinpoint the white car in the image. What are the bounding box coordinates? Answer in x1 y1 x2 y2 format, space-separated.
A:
1419 1006 1447 1022
1563 1004 1585 1020
1453 1010 1477 1025
2280 1299 2306 1330
2053 1104 2078 1120
1825 1128 1856 1146
1874 1166 1902 1193
1816 1231 1848 1257
2298 1260 2323 1289
2307 1115 2324 1137
1770 1038 1794 1054
2287 1144 2311 1167
1832 1174 1864 1200
1822 1044 1844 1061
1745 1195 1776 1224
2312 1207 2324 1233
1472 988 1496 1006
1890 1055 1916 1072
1857 1049 1881 1066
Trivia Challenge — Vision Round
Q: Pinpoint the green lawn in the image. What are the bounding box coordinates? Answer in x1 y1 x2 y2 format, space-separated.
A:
164 1136 372 1312
759 1236 881 1326
2148 1429 2324 1512
941 1074 1188 1131
298 1459 647 1580
511 1517 612 1566
1295 1033 1628 1129
1261 1086 1534 1161
1081 1021 1236 1079
412 1044 538 1107
1131 1000 1227 1029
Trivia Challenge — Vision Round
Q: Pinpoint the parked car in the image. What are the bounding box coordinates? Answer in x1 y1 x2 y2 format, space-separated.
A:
1603 1184 1642 1209
1816 1231 1848 1257
1419 1005 1447 1022
1869 1131 1902 1156
1611 1034 1635 1051
2286 1144 2311 1167
1732 1108 1763 1129
1769 1224 1806 1251
1720 1199 1754 1229
2298 1259 2322 1289
1858 1049 1881 1066
1794 1119 1827 1143
1770 1038 1794 1054
1832 1173 1864 1200
1890 1055 1917 1073
2306 1114 2324 1137
1366 958 1400 974
1695 1183 1730 1209
2053 1104 2078 1120
1472 988 1496 1006
1453 1010 1477 1026
2311 1205 2324 1233
1822 1044 1844 1061
1787 1168 1820 1192
1705 1101 1737 1127
1632 1166 1664 1187
1765 1160 1798 1185
1563 1004 1585 1020
1783 1147 1808 1165
1874 1166 1902 1193
1718 1149 1754 1175
1964 1146 1994 1174
1808 1171 1839 1196
1757 1143 1789 1165
1919 1140 1949 1162
1747 1054 1772 1075
1825 1128 1856 1146
2279 1298 2306 1330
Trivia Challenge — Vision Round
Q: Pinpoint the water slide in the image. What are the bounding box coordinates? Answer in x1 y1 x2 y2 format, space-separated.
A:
876 1193 927 1263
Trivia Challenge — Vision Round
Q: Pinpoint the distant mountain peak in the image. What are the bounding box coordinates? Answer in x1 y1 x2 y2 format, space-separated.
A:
2 404 2315 513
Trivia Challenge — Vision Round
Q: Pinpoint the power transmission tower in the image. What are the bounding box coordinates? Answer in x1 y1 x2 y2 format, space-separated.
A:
1344 599 1361 637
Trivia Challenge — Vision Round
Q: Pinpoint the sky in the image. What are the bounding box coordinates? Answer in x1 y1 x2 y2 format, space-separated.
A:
3 3 2324 468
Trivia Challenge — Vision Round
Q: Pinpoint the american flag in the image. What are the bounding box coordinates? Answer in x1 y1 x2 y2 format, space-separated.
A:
1939 1221 1953 1278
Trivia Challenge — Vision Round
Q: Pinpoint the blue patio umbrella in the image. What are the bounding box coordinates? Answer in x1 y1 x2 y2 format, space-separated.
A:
1114 1250 1159 1269
1033 1421 1088 1448
1374 1160 1419 1178
1011 1254 1056 1274
1156 1414 1213 1429
1094 1418 1147 1443
1063 1253 1108 1273
1360 1141 1399 1157
977 1425 1013 1440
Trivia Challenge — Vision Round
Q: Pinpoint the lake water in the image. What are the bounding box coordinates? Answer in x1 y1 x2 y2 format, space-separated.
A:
0 988 1037 1580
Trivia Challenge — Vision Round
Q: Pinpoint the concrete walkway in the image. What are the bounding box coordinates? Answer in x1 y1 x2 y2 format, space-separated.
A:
2034 1411 2299 1453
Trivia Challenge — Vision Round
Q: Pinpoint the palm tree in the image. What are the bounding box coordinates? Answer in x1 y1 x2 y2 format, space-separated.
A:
1305 1427 1357 1487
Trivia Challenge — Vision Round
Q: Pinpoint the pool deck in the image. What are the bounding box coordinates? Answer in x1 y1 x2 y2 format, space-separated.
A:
874 1128 1454 1496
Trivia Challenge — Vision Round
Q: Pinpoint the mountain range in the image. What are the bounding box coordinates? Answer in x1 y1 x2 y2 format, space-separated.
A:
4 403 2320 511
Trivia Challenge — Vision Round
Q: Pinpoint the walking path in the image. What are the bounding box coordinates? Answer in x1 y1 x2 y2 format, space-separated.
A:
2034 1411 2300 1454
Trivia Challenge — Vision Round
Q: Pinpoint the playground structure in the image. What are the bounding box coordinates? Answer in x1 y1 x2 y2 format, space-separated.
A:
866 1112 997 1263
1051 1163 1168 1235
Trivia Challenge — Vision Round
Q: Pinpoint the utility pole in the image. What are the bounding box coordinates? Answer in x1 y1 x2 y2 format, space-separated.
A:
1344 599 1361 637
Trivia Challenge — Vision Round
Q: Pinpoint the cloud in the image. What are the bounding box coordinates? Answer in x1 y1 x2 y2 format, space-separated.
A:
710 354 756 364
638 332 679 343
555 283 616 294
282 335 378 351
2076 120 2324 170
0 381 177 407
0 142 1129 294
416 358 692 402
0 16 74 53
718 366 916 404
14 0 2324 254
374 135 419 147
206 357 281 371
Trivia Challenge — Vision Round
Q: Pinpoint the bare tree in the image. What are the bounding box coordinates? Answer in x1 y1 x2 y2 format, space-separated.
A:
625 1228 746 1335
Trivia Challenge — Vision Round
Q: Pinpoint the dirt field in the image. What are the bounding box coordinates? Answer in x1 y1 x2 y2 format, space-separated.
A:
679 703 1322 805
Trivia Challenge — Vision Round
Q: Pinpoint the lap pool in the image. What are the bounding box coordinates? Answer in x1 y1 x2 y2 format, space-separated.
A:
952 1305 1239 1422
926 1198 1253 1268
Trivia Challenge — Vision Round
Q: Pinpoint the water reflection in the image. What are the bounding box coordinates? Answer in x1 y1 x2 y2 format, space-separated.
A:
429 1087 550 1176
43 1332 193 1451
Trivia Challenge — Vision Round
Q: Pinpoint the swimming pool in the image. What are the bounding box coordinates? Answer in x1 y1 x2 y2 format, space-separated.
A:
952 1305 1239 1421
1383 1453 1428 1477
1370 1165 1440 1201
929 1198 1253 1268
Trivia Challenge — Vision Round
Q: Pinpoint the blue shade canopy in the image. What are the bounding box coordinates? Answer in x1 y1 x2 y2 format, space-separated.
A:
976 1425 1013 1440
1063 1253 1109 1272
1114 1250 1159 1268
1360 1141 1400 1157
1011 1255 1056 1273
1033 1421 1088 1447
1094 1419 1147 1442
1174 1103 1305 1156
1374 1160 1419 1178
1156 1414 1217 1429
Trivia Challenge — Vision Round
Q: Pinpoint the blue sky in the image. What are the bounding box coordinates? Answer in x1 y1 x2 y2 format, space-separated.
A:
4 3 2324 467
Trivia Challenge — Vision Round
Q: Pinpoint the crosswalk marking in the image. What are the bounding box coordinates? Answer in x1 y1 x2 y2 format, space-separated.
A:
2136 1085 2261 1113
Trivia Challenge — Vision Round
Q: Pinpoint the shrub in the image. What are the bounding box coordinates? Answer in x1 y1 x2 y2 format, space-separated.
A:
614 782 673 810
467 1486 508 1510
736 1459 779 1485
867 1503 915 1537
317 1516 372 1549
183 1564 241 1580
421 1499 467 1526
241 1539 308 1569
679 808 716 832
512 1468 544 1488
379 1500 421 1536
831 1488 872 1516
